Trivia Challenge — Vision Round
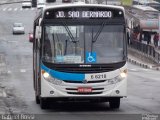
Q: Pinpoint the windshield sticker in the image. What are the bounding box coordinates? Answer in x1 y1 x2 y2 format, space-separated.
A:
64 55 82 63
86 52 97 63
55 56 64 63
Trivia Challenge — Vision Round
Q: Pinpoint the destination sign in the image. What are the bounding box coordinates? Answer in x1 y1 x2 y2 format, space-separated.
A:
44 7 124 19
55 11 112 18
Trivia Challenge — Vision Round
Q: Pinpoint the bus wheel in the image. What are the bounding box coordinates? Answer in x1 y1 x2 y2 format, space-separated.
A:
40 98 48 109
109 98 120 109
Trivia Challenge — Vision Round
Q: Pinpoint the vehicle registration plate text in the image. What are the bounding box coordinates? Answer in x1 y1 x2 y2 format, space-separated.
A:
90 74 107 80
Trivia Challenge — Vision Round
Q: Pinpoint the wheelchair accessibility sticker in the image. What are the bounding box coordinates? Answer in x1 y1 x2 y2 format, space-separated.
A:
86 52 97 63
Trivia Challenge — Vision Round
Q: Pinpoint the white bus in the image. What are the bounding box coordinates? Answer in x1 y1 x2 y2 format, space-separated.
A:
33 3 128 109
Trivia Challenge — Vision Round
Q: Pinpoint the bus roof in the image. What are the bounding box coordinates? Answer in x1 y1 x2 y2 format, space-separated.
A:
42 3 125 12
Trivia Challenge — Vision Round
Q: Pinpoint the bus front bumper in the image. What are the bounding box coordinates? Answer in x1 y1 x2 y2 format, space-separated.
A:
40 77 127 98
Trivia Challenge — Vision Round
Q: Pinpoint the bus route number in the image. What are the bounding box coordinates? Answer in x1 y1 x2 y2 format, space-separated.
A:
90 74 107 80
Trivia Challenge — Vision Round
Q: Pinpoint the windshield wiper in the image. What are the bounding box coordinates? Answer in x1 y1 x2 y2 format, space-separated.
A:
63 22 77 43
91 22 105 52
92 22 106 43
63 22 79 54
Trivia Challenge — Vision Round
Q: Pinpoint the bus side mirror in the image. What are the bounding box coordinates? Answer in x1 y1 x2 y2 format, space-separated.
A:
35 26 42 40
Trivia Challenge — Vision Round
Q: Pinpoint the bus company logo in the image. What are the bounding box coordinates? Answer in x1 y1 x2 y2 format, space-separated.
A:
83 80 88 84
142 114 159 120
79 65 91 67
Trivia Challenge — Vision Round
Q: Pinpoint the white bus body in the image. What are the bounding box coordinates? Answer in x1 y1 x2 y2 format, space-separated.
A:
33 3 127 109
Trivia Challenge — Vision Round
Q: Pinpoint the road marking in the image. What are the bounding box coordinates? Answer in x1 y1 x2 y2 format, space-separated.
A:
0 87 7 98
0 8 35 12
31 8 35 10
2 88 7 97
24 8 29 11
2 8 6 11
7 71 11 74
7 41 18 43
0 63 5 67
141 68 149 71
129 69 138 72
14 8 18 11
20 69 26 73
129 68 151 72
8 8 12 11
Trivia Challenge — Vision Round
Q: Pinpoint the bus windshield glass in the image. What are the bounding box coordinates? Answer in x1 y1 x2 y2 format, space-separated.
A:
42 23 125 64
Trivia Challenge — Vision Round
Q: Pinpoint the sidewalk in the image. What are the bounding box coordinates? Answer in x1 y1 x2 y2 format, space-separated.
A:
128 47 160 71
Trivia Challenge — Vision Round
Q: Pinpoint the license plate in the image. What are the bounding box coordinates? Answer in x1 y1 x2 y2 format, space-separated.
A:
78 87 92 93
89 73 107 80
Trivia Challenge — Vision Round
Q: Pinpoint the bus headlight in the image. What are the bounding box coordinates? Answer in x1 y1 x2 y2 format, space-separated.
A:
107 70 127 85
43 72 50 79
120 72 127 78
120 69 127 78
42 70 62 85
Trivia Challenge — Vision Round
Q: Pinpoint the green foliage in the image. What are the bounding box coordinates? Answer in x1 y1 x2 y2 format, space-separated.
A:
121 0 132 6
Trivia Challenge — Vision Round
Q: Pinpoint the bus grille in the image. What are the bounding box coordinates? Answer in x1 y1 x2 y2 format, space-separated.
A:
67 92 103 95
54 67 114 73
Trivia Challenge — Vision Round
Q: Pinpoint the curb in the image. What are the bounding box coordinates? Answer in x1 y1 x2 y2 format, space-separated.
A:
127 57 160 71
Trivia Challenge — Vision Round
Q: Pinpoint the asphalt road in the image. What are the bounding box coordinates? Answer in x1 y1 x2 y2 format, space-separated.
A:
0 3 160 120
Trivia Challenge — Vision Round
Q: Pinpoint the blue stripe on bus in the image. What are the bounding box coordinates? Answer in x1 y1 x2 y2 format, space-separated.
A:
41 64 85 81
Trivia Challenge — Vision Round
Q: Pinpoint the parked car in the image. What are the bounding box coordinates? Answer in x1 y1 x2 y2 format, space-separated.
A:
29 32 34 42
12 23 25 34
22 0 32 8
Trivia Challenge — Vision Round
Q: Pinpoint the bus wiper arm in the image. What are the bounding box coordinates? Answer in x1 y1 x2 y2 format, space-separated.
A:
91 22 105 52
92 22 105 43
63 22 77 43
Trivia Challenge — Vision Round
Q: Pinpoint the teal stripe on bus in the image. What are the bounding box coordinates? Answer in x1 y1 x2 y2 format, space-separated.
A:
41 64 85 81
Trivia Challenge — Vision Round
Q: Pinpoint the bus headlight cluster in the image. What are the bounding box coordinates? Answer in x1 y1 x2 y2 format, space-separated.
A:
107 70 127 85
42 70 62 85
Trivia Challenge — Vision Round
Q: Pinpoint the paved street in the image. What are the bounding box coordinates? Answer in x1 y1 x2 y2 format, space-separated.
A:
0 2 160 120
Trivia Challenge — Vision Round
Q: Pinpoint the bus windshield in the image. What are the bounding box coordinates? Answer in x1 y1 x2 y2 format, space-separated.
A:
42 23 125 64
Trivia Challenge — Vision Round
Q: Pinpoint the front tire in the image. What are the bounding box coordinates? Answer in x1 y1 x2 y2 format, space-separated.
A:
109 98 120 109
40 98 48 109
35 94 40 104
